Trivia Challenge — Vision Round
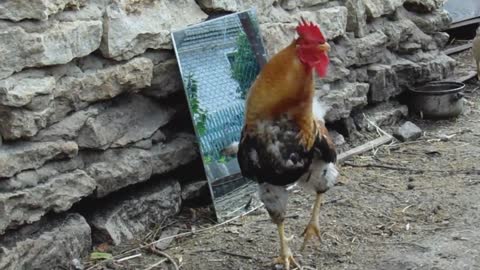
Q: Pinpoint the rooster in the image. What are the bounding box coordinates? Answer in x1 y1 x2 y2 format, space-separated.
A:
237 18 338 269
473 26 480 80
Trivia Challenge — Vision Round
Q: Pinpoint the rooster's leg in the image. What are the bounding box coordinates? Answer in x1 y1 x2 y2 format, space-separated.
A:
477 60 480 80
301 192 323 251
274 222 300 270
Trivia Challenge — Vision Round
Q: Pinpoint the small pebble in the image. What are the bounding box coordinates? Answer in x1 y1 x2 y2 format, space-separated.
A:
407 183 415 190
408 177 415 182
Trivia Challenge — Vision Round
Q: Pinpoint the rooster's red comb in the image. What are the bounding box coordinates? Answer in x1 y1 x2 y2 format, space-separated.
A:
296 17 326 43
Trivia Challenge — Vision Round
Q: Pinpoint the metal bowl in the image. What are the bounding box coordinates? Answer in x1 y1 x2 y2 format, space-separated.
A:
408 81 465 119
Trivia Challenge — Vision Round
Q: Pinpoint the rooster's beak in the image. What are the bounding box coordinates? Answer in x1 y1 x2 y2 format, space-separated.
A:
317 42 330 52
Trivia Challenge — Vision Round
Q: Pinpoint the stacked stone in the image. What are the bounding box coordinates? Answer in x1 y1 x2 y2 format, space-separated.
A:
0 0 454 269
0 1 205 269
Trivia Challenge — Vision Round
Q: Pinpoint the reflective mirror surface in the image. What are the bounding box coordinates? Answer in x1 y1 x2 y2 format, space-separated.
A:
172 9 266 221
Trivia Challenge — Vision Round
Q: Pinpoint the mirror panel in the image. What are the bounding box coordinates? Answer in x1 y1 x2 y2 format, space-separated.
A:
172 9 266 221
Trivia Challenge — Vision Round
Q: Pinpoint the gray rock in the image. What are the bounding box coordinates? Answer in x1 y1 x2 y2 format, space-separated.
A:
406 52 455 83
0 19 102 80
371 17 418 51
398 7 451 33
0 213 91 270
181 180 209 201
0 140 78 178
404 0 445 13
133 139 153 150
88 179 181 245
100 0 207 60
0 56 153 141
328 130 346 146
261 6 348 54
51 56 154 121
0 157 84 192
34 104 105 142
143 51 183 99
353 31 389 66
85 148 152 198
196 0 275 17
77 95 174 149
155 227 180 250
320 82 369 122
332 31 388 68
367 64 400 103
354 102 408 131
432 32 450 48
364 0 405 19
0 170 95 234
394 121 422 142
345 0 367 37
150 134 198 176
390 52 454 86
279 0 329 10
83 133 198 197
323 57 350 83
0 72 55 108
0 105 53 140
0 0 85 21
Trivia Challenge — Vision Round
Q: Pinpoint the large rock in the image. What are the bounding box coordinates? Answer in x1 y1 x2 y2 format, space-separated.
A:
150 134 199 175
364 0 406 19
398 7 451 33
0 140 78 178
88 179 181 245
319 82 370 122
345 0 367 37
324 57 351 83
0 56 153 140
403 0 445 13
370 17 432 53
0 213 91 270
0 19 102 80
0 0 85 21
84 133 197 197
394 121 422 142
333 31 388 67
0 72 55 108
100 0 207 60
366 64 399 103
51 56 154 121
142 50 183 99
77 95 174 149
0 106 54 140
261 6 348 54
196 0 275 18
0 157 84 192
281 0 330 10
84 148 152 198
0 170 95 234
353 102 408 131
389 52 454 86
33 104 106 142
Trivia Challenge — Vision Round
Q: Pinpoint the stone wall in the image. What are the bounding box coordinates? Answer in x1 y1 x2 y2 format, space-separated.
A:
0 0 454 269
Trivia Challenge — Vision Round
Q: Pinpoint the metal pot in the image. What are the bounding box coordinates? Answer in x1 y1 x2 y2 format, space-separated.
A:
408 81 465 119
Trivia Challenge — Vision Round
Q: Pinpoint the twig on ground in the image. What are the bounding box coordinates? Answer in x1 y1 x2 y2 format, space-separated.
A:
338 135 393 163
344 161 426 173
86 204 264 270
143 258 167 270
116 253 142 263
343 161 480 175
220 251 254 259
148 246 179 270
363 114 391 137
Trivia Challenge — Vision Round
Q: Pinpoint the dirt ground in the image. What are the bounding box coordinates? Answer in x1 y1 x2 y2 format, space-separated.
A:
86 50 480 270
